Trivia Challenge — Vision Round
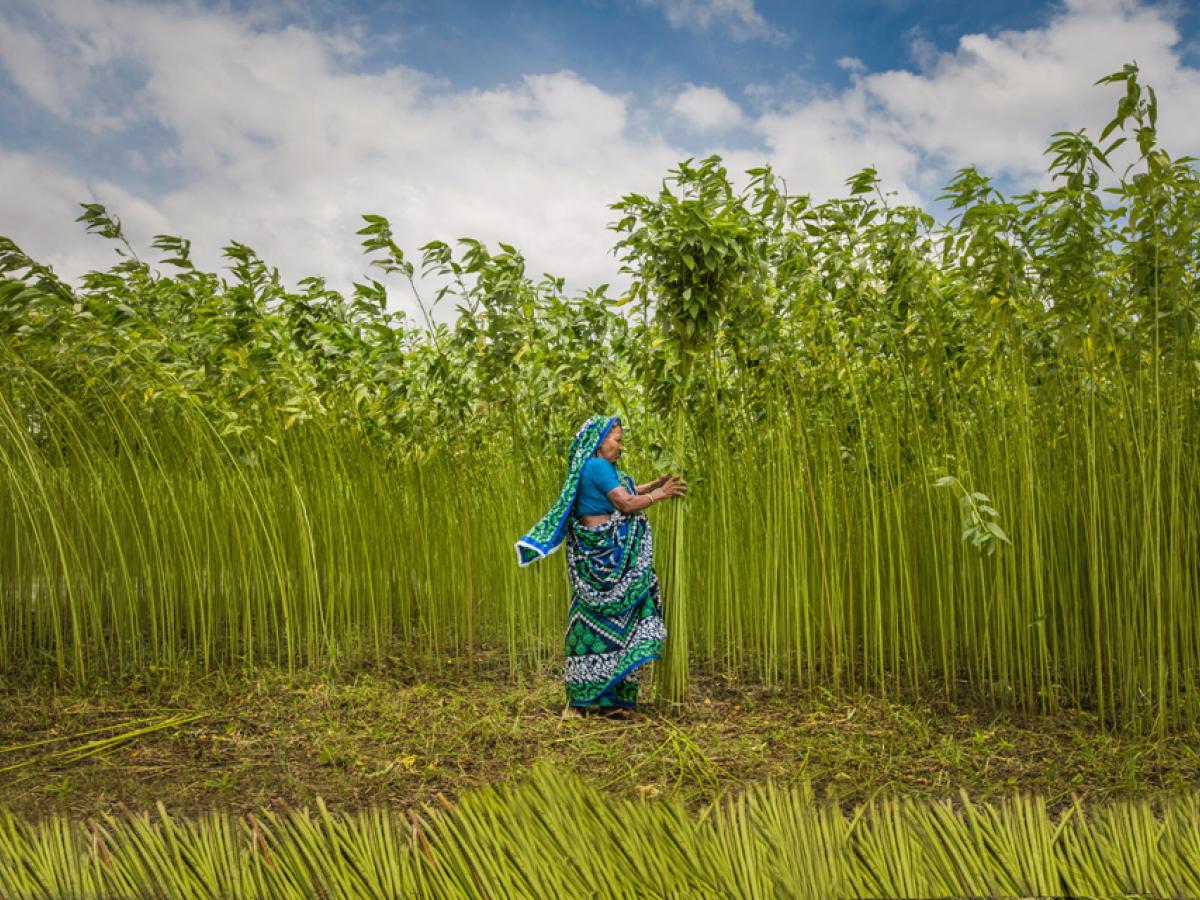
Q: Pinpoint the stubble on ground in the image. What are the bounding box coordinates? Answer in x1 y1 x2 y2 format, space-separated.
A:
2 651 1197 822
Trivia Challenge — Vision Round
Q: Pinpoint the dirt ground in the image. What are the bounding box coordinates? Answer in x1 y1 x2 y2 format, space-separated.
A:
2 651 1198 822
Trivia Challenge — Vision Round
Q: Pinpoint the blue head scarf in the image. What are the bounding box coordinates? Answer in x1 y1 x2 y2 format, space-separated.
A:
514 414 620 567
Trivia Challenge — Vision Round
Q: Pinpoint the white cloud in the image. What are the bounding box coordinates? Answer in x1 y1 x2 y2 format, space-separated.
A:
671 84 746 131
865 0 1200 175
757 91 925 206
0 0 688 316
640 0 789 45
0 2 148 133
0 20 70 116
0 152 121 278
760 0 1200 198
904 26 939 72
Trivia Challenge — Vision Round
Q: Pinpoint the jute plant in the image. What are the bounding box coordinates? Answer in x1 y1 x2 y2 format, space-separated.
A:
2 767 1200 898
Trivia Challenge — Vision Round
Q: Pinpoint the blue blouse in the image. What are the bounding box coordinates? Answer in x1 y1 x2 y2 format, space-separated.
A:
575 457 621 516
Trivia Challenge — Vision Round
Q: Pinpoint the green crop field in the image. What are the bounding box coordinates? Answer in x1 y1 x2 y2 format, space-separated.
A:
2 64 1198 896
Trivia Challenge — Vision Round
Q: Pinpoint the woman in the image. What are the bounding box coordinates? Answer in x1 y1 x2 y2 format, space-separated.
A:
515 415 686 719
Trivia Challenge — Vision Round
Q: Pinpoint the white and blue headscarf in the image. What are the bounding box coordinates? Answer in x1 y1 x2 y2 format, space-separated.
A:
514 415 621 567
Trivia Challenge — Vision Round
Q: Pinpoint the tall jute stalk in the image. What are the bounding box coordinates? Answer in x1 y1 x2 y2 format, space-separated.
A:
659 364 691 703
611 157 770 703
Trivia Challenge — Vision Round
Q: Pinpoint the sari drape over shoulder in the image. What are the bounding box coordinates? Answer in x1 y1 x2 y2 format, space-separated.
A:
515 415 666 708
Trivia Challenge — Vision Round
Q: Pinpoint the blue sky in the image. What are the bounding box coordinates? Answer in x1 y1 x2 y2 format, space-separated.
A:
366 1 1055 93
2 0 1199 309
270 0 1197 92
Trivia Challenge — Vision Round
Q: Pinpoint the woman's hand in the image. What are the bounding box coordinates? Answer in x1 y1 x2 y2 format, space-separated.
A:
636 473 674 495
612 475 688 515
654 475 687 501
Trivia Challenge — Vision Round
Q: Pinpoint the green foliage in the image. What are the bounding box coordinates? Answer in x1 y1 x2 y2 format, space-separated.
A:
934 475 1010 557
611 155 772 357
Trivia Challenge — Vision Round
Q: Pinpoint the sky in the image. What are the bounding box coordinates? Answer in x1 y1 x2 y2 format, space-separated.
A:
2 0 1199 317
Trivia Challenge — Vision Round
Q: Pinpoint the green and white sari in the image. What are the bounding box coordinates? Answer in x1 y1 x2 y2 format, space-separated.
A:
516 415 665 709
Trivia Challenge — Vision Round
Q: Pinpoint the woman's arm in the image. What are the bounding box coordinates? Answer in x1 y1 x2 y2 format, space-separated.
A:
606 486 656 514
607 476 686 514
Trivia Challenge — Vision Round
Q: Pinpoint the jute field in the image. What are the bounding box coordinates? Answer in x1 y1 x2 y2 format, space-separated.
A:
2 65 1198 897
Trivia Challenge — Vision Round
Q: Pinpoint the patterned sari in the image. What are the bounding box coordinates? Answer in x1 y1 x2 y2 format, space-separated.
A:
515 415 666 708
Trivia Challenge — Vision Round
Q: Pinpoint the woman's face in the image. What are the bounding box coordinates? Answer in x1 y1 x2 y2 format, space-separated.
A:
597 424 623 462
